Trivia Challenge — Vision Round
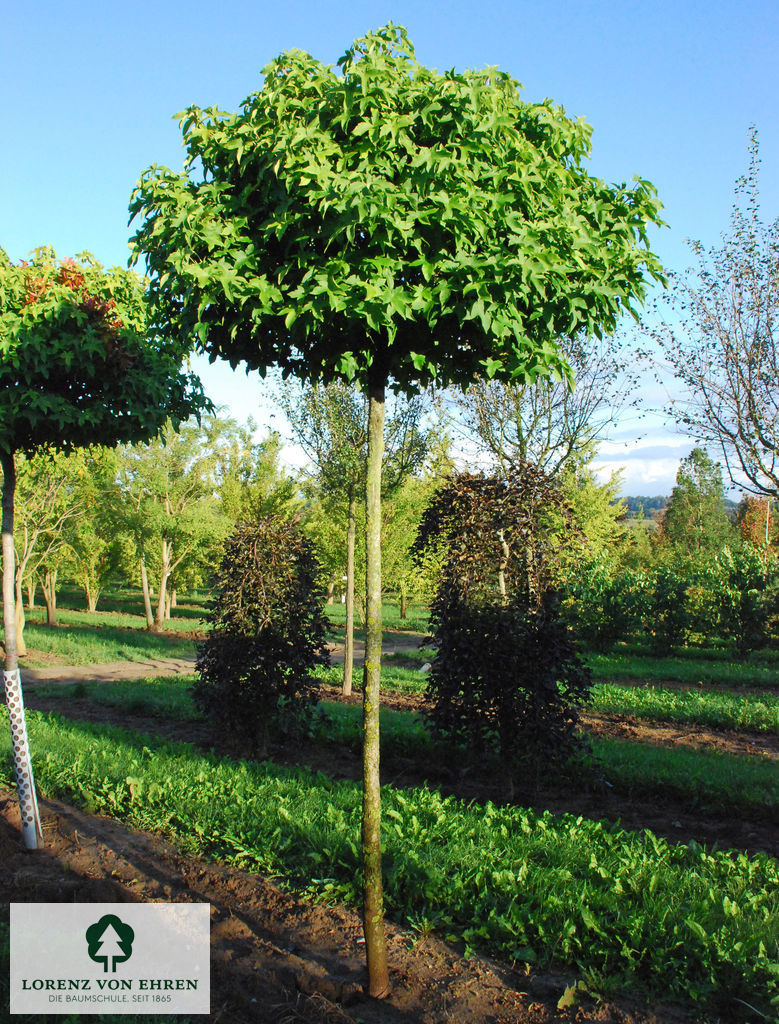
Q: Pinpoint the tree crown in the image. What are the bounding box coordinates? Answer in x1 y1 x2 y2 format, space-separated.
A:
130 25 664 394
0 247 208 456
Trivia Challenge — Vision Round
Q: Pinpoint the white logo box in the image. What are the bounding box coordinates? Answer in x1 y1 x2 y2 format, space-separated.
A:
10 903 210 1015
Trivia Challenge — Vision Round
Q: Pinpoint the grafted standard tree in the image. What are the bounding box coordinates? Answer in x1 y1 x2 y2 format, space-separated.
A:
130 24 664 995
0 247 207 849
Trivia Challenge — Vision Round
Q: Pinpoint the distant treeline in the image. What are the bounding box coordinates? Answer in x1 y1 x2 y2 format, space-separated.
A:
621 496 738 519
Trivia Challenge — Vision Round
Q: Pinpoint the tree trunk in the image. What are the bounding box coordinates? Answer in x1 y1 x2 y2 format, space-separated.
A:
85 582 99 614
343 489 357 696
14 578 26 657
154 540 171 632
26 578 36 610
1 450 41 850
326 578 335 605
399 587 407 619
170 588 177 609
362 380 389 998
497 528 510 602
164 592 172 620
139 555 154 630
41 569 58 626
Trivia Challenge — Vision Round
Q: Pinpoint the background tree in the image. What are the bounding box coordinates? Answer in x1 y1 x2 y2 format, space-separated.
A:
415 471 592 794
5 448 85 652
657 448 735 561
281 381 429 693
0 247 207 849
62 447 124 614
193 517 329 754
449 332 639 476
117 419 230 631
130 25 664 994
651 130 778 496
736 495 777 568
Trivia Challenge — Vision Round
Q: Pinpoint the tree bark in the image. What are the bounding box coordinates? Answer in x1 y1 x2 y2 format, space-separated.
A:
343 489 357 696
326 578 335 605
399 588 407 619
26 579 36 610
85 585 99 614
362 380 390 998
14 578 26 657
153 539 171 632
41 569 58 626
171 588 177 609
1 450 41 850
139 555 154 630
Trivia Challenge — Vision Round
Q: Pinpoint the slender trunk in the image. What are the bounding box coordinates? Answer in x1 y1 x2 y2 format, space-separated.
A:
362 381 389 998
154 540 171 632
1 450 41 850
170 588 177 609
497 528 510 603
164 592 171 620
85 585 99 614
14 578 26 657
26 579 36 610
139 555 154 630
42 570 58 626
343 489 357 696
399 587 407 619
326 579 335 605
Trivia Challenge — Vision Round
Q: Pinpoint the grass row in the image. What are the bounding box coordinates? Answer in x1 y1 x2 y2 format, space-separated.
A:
34 675 779 818
1 709 775 1017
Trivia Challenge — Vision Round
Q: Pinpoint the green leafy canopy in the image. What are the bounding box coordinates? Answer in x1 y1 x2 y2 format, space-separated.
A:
0 247 209 456
129 24 665 393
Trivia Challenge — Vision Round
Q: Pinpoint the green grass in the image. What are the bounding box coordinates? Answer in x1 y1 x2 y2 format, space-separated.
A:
590 682 779 733
588 649 779 689
20 615 197 667
37 675 778 819
324 600 430 634
1 709 775 1017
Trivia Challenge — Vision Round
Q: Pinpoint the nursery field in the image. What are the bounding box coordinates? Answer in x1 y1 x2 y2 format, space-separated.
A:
2 592 778 1023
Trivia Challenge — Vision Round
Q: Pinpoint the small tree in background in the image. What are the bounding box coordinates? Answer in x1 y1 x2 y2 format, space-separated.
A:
194 517 329 754
415 470 592 794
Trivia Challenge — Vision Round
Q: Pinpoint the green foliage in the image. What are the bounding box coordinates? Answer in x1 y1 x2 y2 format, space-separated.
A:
657 448 735 562
3 710 776 1015
708 545 779 654
591 682 779 733
416 471 591 786
0 247 207 455
130 25 664 396
564 556 647 650
643 564 691 655
193 517 329 752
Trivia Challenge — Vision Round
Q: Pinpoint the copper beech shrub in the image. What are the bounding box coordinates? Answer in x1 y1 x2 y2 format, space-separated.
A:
415 470 593 793
194 516 330 755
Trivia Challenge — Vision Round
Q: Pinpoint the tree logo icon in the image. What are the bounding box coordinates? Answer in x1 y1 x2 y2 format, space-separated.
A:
85 914 135 973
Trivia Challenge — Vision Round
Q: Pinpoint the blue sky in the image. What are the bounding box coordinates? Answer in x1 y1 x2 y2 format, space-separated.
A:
3 0 777 494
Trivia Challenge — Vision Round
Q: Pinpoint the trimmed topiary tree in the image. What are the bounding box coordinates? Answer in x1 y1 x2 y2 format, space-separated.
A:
415 470 592 794
193 516 329 754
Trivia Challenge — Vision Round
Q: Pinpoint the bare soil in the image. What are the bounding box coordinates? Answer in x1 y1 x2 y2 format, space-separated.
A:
0 792 697 1024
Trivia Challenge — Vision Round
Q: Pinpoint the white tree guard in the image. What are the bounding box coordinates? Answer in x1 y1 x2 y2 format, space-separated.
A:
3 669 41 849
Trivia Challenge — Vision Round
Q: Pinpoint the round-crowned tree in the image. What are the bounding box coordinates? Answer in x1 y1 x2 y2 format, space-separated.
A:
415 470 592 793
193 516 329 754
